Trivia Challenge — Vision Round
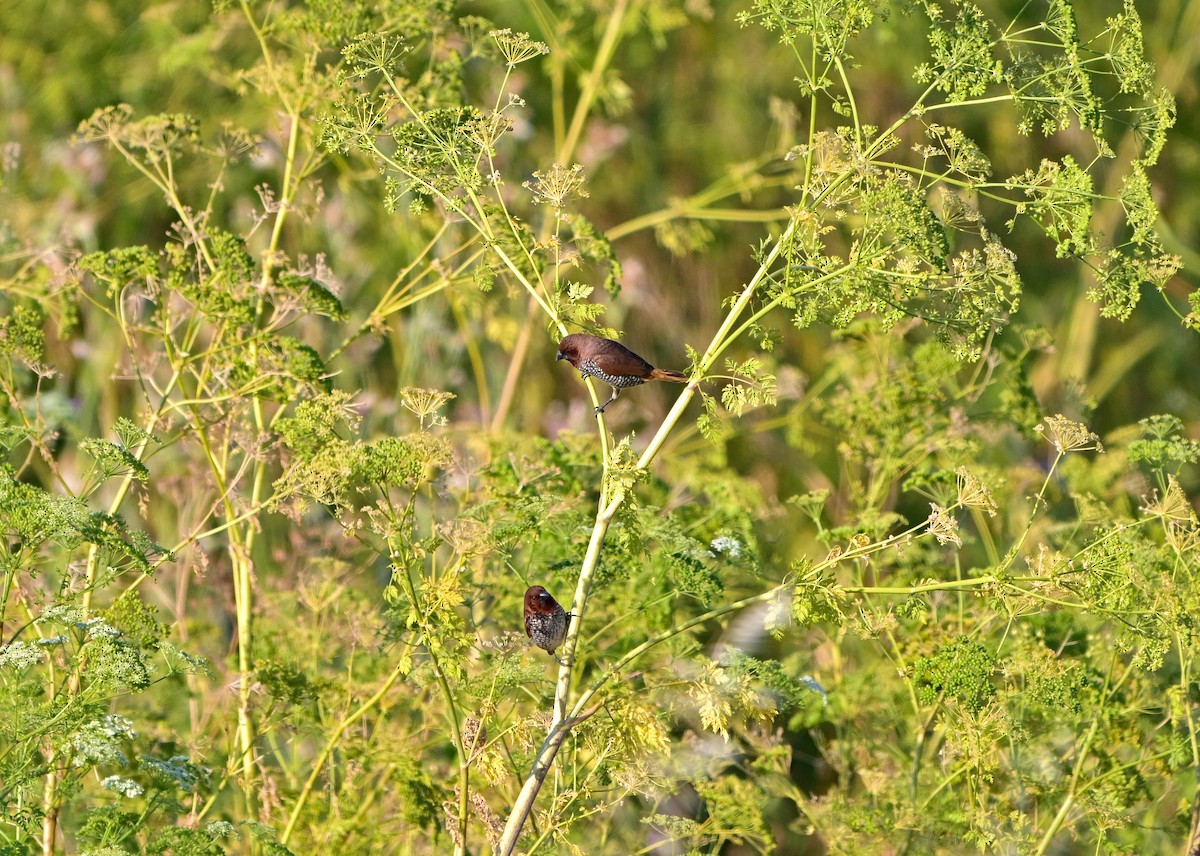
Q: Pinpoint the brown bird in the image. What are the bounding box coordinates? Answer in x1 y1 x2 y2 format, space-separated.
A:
523 585 570 662
556 333 688 413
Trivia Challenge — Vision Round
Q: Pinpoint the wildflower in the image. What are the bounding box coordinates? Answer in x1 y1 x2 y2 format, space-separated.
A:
1036 415 1103 453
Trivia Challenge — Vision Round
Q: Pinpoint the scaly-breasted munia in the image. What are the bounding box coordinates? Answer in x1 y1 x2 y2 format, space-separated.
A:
556 333 689 413
524 585 570 661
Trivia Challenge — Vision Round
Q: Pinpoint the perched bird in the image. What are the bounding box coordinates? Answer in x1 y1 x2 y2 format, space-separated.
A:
523 585 570 662
556 333 688 413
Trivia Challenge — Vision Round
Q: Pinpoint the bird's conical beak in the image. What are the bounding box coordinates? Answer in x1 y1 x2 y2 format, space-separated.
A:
556 352 565 361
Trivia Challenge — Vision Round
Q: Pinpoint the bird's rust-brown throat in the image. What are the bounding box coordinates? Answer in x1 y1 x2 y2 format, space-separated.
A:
556 333 688 414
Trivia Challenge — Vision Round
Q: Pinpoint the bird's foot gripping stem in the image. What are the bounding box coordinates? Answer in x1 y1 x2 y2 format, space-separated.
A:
594 387 619 415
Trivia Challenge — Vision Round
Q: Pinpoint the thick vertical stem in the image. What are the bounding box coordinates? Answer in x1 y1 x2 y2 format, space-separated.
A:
496 705 601 856
230 540 258 815
497 724 573 856
40 765 60 856
497 216 799 847
552 501 617 725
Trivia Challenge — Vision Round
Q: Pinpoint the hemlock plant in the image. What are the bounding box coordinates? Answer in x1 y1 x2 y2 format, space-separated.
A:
0 0 1195 854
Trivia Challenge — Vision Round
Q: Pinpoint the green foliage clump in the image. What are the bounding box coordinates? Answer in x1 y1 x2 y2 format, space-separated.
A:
0 303 46 363
1128 414 1200 473
393 757 446 830
911 638 996 712
0 0 1194 853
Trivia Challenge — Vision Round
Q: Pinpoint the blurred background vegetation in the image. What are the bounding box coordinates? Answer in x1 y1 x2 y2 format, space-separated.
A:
1 0 1198 853
3 0 1198 431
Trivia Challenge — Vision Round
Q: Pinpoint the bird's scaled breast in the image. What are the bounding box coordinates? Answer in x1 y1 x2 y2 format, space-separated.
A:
579 358 646 388
527 611 565 642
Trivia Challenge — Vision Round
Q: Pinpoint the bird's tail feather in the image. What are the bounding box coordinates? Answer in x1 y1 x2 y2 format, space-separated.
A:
650 368 688 383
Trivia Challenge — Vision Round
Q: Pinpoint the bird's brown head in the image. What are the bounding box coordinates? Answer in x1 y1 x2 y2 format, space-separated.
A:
523 584 561 616
556 334 585 368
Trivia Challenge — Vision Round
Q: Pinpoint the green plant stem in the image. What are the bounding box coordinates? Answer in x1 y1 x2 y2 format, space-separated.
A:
1032 654 1118 856
709 265 843 368
193 409 259 813
121 499 279 596
557 0 632 164
37 366 182 853
833 56 862 146
1033 717 1100 855
227 10 314 820
450 295 492 424
551 503 615 725
374 84 558 331
636 219 799 471
525 743 615 852
389 546 470 855
490 295 540 431
570 586 787 720
40 764 61 856
525 0 566 150
495 703 602 856
878 624 929 804
604 155 795 240
500 216 800 846
607 205 788 240
1180 633 1200 772
486 244 562 331
842 576 998 596
1000 450 1064 573
280 644 415 845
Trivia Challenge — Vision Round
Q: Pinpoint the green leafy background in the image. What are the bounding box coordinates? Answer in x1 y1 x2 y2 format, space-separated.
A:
1 0 1198 853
